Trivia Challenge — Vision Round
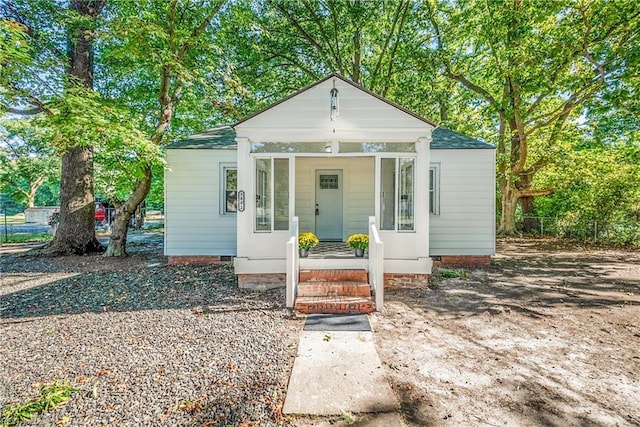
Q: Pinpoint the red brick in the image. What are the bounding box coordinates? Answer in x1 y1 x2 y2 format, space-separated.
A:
383 273 429 289
237 273 285 290
168 256 230 265
294 296 374 314
297 282 371 298
299 269 368 283
432 255 491 267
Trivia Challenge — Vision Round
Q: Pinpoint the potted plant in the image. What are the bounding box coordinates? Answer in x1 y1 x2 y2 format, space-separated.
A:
298 232 319 257
346 233 369 257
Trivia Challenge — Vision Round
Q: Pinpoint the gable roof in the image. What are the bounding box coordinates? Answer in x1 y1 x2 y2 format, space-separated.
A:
165 125 236 149
233 73 437 128
431 128 494 149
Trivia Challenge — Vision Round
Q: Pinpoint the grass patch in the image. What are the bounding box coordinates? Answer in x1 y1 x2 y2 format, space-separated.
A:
2 233 52 244
439 268 463 279
0 214 25 225
1 380 78 426
144 223 164 230
340 410 358 425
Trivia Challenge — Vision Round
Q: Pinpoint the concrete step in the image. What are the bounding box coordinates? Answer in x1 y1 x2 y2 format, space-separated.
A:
299 269 368 283
297 282 371 298
294 296 375 314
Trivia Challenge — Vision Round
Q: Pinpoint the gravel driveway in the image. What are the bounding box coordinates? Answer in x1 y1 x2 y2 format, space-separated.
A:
1 241 301 426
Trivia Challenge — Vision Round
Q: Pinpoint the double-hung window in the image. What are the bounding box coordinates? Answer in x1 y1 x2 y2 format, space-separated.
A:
255 157 289 231
380 157 415 231
221 165 237 214
430 164 440 215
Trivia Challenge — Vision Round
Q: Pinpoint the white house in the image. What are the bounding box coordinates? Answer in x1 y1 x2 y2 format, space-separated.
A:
164 74 495 312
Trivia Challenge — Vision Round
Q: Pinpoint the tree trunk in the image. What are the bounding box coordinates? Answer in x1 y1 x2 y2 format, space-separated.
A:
104 166 152 257
49 0 105 255
520 196 538 233
50 146 103 254
104 205 130 257
498 183 520 235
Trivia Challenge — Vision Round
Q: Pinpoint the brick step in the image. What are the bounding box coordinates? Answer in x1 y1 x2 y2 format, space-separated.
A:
294 296 375 314
299 269 368 283
297 282 371 298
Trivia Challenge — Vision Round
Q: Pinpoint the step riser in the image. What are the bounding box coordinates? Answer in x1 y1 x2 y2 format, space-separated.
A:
297 283 371 298
295 301 374 314
299 269 368 283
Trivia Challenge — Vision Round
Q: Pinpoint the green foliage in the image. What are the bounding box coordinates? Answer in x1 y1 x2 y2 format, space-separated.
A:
1 380 78 426
439 268 462 279
2 232 52 244
534 131 640 245
0 118 60 207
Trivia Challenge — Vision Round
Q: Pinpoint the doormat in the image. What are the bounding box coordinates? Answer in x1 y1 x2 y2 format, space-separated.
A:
303 314 371 331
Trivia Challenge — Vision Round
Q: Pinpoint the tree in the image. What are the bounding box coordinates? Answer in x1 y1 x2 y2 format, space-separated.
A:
0 119 59 208
1 0 107 254
98 0 224 256
216 0 424 118
51 0 106 254
422 0 640 234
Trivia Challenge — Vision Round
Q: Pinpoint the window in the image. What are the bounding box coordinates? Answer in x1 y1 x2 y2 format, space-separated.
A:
430 164 440 215
221 165 237 214
255 157 289 231
399 158 414 230
380 157 415 231
319 174 339 189
255 159 271 230
273 158 289 230
340 142 416 153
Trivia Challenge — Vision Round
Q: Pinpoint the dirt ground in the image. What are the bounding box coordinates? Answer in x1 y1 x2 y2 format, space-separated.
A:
371 238 640 427
2 236 639 426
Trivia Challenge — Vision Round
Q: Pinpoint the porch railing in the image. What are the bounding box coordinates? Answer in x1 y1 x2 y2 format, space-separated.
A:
286 216 300 308
368 216 384 311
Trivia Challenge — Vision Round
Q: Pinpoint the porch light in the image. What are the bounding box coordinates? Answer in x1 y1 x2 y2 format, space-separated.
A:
330 87 339 121
323 143 332 153
330 78 339 132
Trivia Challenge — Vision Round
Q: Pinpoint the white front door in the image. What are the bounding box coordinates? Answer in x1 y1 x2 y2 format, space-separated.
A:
315 169 343 240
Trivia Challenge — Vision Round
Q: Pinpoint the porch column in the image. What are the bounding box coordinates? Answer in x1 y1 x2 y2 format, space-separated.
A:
235 137 250 258
416 135 431 257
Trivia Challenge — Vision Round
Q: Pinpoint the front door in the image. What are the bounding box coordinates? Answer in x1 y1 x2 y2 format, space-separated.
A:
315 170 343 240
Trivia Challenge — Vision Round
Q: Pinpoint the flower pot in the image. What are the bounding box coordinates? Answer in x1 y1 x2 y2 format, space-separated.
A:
355 248 365 257
299 248 309 258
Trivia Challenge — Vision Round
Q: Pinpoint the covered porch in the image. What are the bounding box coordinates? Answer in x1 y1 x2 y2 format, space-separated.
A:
232 74 435 311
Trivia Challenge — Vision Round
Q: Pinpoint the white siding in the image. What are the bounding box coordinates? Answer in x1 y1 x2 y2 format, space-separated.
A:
429 149 495 256
295 157 374 239
164 149 237 256
235 78 432 142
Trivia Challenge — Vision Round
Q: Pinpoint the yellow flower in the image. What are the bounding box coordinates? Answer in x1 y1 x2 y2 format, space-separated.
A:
299 232 319 249
346 234 369 250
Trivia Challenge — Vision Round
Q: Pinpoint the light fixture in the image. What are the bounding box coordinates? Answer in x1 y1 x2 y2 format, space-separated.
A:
330 78 339 133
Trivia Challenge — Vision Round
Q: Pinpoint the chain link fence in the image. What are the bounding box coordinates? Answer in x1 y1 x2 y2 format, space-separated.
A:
516 215 640 246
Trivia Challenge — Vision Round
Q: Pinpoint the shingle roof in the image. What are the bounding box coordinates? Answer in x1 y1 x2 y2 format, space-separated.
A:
431 128 494 149
166 125 494 150
166 125 236 149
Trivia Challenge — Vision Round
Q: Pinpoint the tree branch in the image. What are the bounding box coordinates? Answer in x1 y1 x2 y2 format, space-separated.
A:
444 69 498 106
302 0 341 72
518 188 554 198
6 107 44 115
271 1 331 67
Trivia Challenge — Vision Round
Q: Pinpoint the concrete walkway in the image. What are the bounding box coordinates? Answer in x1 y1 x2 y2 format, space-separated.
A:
283 330 402 424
